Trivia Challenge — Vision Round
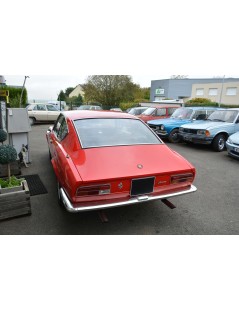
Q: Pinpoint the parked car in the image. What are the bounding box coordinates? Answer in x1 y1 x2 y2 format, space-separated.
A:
77 105 102 111
46 111 197 213
179 109 239 151
226 131 239 159
147 107 219 143
138 105 180 123
27 103 61 125
110 108 123 112
128 107 148 116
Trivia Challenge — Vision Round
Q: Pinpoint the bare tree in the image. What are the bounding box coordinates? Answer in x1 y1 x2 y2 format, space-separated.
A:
83 75 137 106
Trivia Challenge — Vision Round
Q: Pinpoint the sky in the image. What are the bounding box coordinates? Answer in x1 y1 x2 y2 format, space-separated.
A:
3 74 163 101
1 0 238 308
2 0 239 102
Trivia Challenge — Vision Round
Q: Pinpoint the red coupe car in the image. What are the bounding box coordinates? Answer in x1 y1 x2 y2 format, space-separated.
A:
138 105 180 123
46 111 197 212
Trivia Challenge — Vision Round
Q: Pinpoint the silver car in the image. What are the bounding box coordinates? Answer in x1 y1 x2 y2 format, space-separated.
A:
226 131 239 159
27 103 61 125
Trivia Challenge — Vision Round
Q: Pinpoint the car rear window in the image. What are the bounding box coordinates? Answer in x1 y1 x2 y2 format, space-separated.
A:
74 118 161 148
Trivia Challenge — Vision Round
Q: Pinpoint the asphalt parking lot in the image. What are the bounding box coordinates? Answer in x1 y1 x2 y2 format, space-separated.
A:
0 124 239 235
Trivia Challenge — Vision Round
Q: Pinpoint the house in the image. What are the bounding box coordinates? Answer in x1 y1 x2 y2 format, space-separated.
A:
150 78 239 105
69 84 85 98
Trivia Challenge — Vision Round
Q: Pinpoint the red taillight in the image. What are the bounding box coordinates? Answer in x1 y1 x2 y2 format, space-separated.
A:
76 184 111 197
171 173 194 184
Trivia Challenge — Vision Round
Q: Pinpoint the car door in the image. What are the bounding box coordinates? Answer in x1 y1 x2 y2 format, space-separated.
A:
153 108 167 120
32 104 48 121
46 104 60 121
234 114 239 132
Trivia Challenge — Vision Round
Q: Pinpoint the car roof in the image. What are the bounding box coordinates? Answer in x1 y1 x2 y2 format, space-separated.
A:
62 110 138 120
182 106 223 110
147 104 180 108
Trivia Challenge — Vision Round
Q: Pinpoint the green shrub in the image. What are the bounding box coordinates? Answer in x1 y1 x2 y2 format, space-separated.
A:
0 86 28 107
0 176 24 188
119 102 139 111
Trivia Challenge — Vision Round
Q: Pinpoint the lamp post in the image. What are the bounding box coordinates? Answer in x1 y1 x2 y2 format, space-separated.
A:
20 76 30 108
218 75 225 108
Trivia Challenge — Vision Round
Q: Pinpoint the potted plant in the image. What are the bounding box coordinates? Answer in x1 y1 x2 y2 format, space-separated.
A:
0 129 31 220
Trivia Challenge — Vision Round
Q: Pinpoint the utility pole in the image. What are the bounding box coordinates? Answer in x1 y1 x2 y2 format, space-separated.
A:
218 75 225 107
20 76 30 108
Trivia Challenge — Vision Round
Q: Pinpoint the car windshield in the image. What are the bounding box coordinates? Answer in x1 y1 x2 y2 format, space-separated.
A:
171 108 193 119
128 108 147 115
208 110 238 123
142 108 155 116
78 105 92 110
74 118 161 148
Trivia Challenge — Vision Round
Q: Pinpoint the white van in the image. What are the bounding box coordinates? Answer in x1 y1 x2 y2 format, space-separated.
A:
48 101 66 110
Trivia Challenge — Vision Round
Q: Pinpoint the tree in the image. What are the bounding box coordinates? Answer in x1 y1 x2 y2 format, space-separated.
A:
57 90 66 101
83 75 137 106
68 94 83 107
65 87 75 97
0 130 17 182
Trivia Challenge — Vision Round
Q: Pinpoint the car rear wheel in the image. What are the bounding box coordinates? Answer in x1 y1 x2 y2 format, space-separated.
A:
212 134 226 152
29 117 36 126
168 129 181 143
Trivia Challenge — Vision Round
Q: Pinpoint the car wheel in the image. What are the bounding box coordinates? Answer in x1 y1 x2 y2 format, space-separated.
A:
29 117 36 126
49 150 52 160
212 134 226 152
168 129 181 143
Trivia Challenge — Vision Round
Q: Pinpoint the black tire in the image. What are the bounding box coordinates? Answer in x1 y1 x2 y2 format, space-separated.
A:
168 129 181 143
212 134 226 152
29 117 36 126
49 150 52 160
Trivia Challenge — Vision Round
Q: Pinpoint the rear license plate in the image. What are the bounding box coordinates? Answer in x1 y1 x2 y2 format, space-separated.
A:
130 177 155 196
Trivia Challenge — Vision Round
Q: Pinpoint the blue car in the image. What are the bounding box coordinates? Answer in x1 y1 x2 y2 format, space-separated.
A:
226 131 239 159
179 109 239 152
147 107 219 143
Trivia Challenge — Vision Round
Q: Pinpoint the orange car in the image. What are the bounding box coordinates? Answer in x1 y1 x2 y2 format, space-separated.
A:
138 105 180 123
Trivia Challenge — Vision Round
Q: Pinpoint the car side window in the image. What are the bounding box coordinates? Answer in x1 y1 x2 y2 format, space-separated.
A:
53 116 68 141
47 105 58 111
53 115 64 137
156 108 166 116
57 118 68 140
194 110 207 120
168 108 177 116
36 105 46 111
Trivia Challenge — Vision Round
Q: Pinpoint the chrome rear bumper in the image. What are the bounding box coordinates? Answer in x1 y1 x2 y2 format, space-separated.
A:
60 185 197 213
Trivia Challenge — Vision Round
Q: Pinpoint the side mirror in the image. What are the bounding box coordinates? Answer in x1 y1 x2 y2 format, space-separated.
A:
47 126 53 134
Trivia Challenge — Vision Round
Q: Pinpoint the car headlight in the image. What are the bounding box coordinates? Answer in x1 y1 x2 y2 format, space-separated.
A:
227 137 232 144
197 130 210 136
161 125 165 130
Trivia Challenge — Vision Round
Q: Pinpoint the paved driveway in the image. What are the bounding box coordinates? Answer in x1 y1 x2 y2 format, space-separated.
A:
0 124 238 235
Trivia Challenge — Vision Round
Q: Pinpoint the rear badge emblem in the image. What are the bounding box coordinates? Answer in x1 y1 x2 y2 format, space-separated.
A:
118 182 123 189
137 164 143 169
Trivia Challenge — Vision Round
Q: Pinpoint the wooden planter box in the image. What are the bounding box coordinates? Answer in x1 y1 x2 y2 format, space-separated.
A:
0 180 31 221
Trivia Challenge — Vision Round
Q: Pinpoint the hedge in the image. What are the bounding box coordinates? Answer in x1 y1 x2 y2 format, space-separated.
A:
0 86 28 108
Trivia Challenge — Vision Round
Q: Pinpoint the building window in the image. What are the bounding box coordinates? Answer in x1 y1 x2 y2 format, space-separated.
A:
208 88 218 96
226 87 237 96
196 88 204 96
